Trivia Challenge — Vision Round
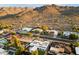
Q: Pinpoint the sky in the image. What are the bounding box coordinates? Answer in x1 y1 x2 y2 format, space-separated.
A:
61 4 79 7
0 4 45 8
0 4 79 8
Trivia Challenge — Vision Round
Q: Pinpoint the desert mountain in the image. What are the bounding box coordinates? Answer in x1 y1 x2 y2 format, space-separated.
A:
0 4 79 31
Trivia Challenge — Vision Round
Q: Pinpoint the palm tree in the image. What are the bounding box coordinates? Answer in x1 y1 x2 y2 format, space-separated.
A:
11 35 25 55
12 35 21 47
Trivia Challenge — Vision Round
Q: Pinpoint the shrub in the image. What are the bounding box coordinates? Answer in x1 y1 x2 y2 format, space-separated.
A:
31 30 40 34
41 25 49 31
74 42 79 47
31 50 38 55
69 34 79 40
41 31 49 35
10 31 16 35
71 42 79 47
57 32 63 38
73 26 79 32
38 49 45 55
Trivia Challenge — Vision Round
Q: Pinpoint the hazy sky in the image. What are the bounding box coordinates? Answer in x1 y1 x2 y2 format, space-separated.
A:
0 4 45 8
0 4 79 8
61 4 79 7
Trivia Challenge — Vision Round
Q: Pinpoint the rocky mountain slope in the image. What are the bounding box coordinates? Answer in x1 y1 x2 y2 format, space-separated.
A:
0 4 79 31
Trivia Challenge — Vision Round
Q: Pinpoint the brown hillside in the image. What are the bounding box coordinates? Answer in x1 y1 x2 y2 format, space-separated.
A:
0 4 79 31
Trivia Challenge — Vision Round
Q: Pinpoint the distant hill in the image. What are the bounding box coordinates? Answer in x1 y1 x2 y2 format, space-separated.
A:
0 4 79 31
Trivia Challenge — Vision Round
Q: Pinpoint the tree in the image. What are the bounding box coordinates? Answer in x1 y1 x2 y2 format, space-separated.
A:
0 24 3 30
71 42 79 47
57 31 63 38
31 30 40 34
0 24 12 30
69 34 79 40
74 42 79 47
41 25 49 31
11 35 25 55
31 50 38 55
41 31 49 35
38 49 45 55
12 35 21 47
15 45 25 55
73 26 79 32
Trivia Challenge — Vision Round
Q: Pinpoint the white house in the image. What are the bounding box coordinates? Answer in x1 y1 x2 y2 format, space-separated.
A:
0 48 8 55
63 31 79 37
22 27 32 32
0 38 8 44
29 40 50 51
63 31 71 37
8 47 17 55
0 44 4 48
0 30 4 34
18 27 32 34
47 30 58 38
32 28 43 33
0 38 8 48
75 47 79 55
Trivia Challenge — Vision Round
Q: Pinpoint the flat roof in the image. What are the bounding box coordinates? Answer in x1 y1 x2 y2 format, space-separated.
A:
75 47 79 55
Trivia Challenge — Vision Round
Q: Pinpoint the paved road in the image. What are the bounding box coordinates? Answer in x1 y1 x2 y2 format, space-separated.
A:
33 34 78 43
1 32 78 44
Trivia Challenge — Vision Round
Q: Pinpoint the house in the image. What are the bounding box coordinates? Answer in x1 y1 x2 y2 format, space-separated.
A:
47 30 58 38
63 31 79 38
0 38 8 44
75 47 79 55
29 40 50 51
63 31 71 37
7 34 33 43
0 44 4 48
0 30 4 34
0 48 8 55
20 36 33 43
0 38 8 48
21 27 32 32
49 47 64 53
32 28 43 33
8 47 17 55
17 27 32 34
48 41 72 55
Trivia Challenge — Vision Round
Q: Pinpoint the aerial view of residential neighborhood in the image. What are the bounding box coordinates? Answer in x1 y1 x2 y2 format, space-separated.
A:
0 4 79 55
